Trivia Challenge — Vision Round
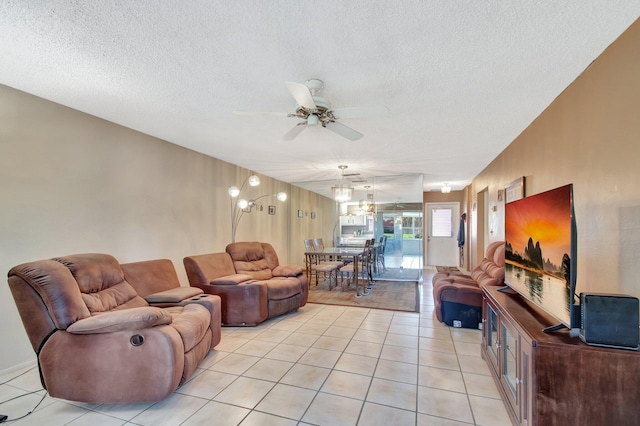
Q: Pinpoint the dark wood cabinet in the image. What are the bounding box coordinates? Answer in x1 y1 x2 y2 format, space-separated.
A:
482 286 640 426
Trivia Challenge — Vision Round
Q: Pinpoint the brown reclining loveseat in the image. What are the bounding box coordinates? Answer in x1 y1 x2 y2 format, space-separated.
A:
432 241 505 329
7 253 221 403
184 241 309 326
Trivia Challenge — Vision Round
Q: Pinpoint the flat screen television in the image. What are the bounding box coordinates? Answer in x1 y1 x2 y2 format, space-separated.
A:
504 183 578 332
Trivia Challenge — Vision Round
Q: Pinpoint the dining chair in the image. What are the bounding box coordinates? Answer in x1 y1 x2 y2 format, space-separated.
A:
313 238 344 268
340 239 374 291
304 239 340 290
376 236 387 273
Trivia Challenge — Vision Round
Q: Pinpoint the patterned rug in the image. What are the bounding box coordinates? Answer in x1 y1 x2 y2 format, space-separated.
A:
307 280 419 313
435 266 459 272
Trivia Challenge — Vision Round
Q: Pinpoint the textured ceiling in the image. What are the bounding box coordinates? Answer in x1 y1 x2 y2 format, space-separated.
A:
1 1 638 204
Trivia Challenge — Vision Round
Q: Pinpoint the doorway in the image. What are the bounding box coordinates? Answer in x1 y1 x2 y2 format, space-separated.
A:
425 202 459 266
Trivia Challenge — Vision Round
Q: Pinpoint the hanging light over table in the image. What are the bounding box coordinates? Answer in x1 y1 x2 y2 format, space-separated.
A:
332 165 354 202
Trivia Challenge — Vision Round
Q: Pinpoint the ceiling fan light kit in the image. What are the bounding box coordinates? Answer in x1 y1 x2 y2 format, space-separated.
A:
236 78 389 142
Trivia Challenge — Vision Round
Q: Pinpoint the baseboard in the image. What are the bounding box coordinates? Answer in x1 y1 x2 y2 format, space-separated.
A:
0 359 37 380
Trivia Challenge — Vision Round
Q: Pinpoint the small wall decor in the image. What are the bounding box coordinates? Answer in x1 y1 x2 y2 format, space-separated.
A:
506 177 525 203
268 205 276 215
497 189 504 202
311 212 316 219
298 209 303 218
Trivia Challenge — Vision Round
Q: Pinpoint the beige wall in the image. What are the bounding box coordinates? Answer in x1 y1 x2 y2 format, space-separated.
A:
469 19 640 297
0 84 336 371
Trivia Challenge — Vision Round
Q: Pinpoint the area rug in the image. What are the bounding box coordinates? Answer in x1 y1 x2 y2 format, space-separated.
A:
435 266 459 272
307 280 419 313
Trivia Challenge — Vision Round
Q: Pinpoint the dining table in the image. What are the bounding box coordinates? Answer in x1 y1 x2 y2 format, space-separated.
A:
305 246 370 297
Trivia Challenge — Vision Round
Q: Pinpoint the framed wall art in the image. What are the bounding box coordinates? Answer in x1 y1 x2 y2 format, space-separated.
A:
505 177 525 203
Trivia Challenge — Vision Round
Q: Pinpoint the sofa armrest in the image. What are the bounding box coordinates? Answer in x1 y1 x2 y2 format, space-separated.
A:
272 265 304 277
66 307 172 334
210 274 254 285
144 287 203 303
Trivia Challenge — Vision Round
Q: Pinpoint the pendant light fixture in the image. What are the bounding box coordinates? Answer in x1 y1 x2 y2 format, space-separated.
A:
331 165 354 202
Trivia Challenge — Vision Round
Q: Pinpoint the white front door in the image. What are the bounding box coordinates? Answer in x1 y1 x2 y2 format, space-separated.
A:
426 202 460 266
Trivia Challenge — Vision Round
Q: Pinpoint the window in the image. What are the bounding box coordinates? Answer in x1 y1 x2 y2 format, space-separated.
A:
402 212 423 239
431 208 452 237
382 212 423 239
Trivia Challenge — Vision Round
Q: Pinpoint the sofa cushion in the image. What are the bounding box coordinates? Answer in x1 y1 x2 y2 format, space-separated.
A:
226 242 273 280
210 274 254 285
144 287 203 303
54 254 125 293
54 254 148 313
165 304 211 352
273 265 303 277
80 282 148 313
121 259 182 298
262 277 302 301
183 253 237 287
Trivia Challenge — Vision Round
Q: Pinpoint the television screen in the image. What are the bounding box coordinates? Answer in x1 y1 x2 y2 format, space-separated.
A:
504 184 577 330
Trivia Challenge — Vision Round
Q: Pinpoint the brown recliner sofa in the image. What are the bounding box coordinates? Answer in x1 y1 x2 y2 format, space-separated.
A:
184 241 309 326
7 253 222 404
432 241 505 329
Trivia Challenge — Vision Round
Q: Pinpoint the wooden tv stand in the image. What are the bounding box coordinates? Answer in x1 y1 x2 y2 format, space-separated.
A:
482 285 640 426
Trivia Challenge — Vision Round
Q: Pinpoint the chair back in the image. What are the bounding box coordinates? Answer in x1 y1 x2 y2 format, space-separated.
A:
313 238 325 250
7 253 147 352
304 239 316 252
226 242 278 280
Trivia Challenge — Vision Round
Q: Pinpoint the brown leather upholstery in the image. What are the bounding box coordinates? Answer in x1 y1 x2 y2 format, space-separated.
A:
121 258 222 354
432 241 505 324
7 253 222 404
184 242 309 326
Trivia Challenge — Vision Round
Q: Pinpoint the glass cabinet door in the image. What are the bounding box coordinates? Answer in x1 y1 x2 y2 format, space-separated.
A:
486 303 499 369
500 318 520 418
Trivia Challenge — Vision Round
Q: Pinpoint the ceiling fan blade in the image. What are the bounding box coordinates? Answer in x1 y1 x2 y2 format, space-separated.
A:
331 105 390 119
283 122 307 141
285 82 317 110
233 111 290 117
325 121 363 141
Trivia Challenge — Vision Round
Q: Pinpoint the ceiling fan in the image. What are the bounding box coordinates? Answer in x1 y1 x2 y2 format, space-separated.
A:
235 79 389 141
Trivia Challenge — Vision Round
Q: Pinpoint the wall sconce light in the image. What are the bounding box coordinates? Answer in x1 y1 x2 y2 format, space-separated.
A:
441 183 451 194
228 173 286 242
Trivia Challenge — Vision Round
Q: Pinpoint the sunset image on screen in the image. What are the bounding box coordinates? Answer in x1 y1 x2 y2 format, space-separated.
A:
505 185 572 270
504 184 574 326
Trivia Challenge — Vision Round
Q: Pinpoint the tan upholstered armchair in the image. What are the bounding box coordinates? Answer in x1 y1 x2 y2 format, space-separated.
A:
184 242 308 326
7 253 222 404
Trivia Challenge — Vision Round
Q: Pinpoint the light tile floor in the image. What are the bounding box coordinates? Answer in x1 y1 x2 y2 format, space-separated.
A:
0 268 512 425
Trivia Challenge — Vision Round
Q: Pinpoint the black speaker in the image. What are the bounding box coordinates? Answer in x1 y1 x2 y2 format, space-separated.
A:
580 293 639 350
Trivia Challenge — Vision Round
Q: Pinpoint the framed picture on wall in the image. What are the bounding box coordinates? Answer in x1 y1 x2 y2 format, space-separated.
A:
298 209 303 218
268 205 276 215
311 212 316 219
506 177 525 203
